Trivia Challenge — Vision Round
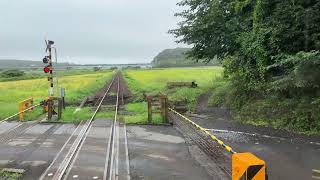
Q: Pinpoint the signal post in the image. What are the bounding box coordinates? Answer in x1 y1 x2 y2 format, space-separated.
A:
42 39 63 121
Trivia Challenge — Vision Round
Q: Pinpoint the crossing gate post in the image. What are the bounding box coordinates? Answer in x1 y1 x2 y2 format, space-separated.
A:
45 96 63 121
47 98 53 121
57 98 63 120
232 152 267 180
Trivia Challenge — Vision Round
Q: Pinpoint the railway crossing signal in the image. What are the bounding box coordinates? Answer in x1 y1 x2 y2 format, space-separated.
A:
43 39 54 96
42 56 51 73
41 38 64 121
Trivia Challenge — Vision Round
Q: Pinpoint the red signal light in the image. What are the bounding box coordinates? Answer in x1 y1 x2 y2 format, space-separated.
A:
43 66 50 73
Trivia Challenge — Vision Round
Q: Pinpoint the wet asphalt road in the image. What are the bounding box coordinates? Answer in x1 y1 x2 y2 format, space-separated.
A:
0 121 77 179
189 108 320 180
0 121 212 180
211 129 320 180
127 125 212 180
3 111 315 180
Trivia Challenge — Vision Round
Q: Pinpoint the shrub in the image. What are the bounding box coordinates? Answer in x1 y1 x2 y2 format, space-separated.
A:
1 69 25 77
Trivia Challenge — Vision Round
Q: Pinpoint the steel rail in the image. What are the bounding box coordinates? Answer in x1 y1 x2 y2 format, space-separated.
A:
62 121 94 180
107 75 120 180
38 121 86 180
50 75 117 180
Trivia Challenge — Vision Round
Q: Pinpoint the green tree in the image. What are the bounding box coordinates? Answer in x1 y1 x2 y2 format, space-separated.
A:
171 0 320 132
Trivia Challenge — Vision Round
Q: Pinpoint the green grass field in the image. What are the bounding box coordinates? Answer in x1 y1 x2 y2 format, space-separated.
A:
0 71 113 120
123 66 223 124
0 67 222 124
125 66 223 94
0 69 110 82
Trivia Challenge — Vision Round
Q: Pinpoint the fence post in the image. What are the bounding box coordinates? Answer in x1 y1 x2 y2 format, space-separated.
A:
147 96 152 124
47 98 53 121
58 98 62 120
60 88 65 109
160 95 168 123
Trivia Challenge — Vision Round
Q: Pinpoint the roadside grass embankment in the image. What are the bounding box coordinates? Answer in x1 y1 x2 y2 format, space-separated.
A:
123 67 223 124
0 71 113 121
207 76 320 135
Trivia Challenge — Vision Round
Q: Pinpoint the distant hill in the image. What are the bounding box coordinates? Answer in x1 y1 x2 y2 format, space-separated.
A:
0 59 72 69
151 48 217 67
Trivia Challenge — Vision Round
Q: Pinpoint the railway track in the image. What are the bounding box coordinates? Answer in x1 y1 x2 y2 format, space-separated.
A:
39 73 130 180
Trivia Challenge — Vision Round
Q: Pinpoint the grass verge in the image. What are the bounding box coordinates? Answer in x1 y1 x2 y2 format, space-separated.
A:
124 102 162 124
0 169 23 180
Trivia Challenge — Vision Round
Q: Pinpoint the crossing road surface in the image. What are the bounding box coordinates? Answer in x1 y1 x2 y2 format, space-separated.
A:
190 107 320 180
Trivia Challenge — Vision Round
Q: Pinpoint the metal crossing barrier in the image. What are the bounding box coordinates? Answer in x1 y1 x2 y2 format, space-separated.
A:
169 108 235 154
18 97 34 121
169 108 267 180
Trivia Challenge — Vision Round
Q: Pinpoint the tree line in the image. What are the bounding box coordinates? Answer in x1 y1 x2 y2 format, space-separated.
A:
170 0 320 132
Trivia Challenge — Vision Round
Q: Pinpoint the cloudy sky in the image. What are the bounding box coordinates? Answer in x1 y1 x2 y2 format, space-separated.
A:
0 0 185 64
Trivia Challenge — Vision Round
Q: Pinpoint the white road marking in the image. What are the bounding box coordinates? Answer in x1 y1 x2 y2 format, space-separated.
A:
124 124 131 180
47 173 53 177
103 122 114 180
205 128 320 146
72 174 78 178
115 123 120 180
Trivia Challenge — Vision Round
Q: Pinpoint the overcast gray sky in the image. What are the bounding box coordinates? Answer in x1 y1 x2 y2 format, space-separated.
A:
0 0 185 64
